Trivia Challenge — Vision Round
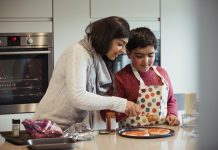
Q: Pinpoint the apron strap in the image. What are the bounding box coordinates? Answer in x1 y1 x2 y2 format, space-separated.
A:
131 64 168 87
151 66 168 86
131 64 145 88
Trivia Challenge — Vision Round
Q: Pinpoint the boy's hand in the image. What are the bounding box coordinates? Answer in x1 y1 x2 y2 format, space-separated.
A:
124 101 140 117
166 114 180 126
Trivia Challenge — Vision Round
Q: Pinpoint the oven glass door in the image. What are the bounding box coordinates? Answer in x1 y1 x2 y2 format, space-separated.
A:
0 50 48 105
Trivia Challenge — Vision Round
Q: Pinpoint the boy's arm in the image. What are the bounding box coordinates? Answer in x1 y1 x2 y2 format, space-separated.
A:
161 68 178 116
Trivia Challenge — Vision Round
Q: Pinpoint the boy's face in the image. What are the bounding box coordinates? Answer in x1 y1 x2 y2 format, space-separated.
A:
127 46 155 72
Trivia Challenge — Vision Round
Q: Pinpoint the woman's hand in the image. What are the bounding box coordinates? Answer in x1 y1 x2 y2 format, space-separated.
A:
124 101 141 117
166 114 180 126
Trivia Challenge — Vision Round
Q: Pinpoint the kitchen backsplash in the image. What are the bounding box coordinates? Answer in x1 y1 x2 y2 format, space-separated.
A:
0 113 34 131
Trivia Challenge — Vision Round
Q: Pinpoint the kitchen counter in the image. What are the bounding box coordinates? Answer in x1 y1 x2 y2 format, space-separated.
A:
0 126 198 150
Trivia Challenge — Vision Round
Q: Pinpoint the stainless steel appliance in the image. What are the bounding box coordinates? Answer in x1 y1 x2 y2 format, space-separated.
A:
0 33 53 114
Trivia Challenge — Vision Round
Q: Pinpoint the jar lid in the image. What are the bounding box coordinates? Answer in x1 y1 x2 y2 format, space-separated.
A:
12 119 20 124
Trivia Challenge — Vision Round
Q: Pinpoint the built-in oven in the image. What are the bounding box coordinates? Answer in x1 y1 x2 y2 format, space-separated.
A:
0 33 53 114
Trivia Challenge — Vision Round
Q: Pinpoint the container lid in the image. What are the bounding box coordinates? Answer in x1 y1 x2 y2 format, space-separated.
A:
12 119 20 124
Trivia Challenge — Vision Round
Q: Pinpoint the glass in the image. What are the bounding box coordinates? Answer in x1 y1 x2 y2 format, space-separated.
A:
181 113 199 128
0 134 5 145
88 111 94 131
181 113 200 138
0 53 48 105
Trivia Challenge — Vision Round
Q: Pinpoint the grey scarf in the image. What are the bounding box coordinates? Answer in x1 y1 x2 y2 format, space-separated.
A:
80 36 112 130
80 36 112 96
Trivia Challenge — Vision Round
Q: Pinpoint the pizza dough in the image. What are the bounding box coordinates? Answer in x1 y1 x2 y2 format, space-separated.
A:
122 128 171 136
148 128 170 135
122 130 149 136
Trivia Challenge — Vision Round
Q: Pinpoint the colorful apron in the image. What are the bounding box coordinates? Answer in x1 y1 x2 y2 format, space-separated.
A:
119 65 169 128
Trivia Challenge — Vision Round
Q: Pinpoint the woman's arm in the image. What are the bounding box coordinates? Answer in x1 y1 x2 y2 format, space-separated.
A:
65 45 127 113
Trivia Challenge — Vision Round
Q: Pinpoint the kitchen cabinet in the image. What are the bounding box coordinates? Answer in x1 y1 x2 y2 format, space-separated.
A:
0 0 52 18
90 0 160 19
53 0 90 63
0 0 53 33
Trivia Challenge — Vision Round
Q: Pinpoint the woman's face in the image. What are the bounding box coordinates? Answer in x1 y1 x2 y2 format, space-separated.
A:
128 46 155 72
106 38 128 60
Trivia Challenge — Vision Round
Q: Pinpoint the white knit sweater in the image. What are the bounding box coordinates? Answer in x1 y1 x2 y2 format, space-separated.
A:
33 42 127 130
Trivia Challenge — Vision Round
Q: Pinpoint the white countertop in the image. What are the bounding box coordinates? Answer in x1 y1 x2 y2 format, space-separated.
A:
0 126 198 150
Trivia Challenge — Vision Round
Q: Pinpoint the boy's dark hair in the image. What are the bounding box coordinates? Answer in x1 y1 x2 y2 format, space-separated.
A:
126 27 157 52
85 16 130 55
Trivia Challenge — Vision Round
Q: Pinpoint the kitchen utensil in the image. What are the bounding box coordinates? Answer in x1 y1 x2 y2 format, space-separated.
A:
27 137 76 150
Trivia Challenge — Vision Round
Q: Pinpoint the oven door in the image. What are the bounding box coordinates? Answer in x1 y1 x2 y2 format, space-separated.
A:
0 48 52 114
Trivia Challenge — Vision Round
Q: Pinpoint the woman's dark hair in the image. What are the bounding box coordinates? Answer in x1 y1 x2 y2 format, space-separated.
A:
126 27 157 52
85 16 130 55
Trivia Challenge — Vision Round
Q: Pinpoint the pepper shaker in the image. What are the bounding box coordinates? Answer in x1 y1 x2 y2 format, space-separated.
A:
12 119 20 137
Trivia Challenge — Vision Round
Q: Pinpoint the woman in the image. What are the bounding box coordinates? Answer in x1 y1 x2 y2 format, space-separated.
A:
33 16 140 130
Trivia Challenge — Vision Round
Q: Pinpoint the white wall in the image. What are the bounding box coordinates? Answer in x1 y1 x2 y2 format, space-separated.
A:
161 0 200 94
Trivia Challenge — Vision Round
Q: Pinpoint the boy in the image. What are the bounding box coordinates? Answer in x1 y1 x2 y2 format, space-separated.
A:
101 27 180 127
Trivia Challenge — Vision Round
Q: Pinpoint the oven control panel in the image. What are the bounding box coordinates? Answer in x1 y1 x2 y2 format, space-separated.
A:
0 36 21 46
8 36 20 46
0 33 53 48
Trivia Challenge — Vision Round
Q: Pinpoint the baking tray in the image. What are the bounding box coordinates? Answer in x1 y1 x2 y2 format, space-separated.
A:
27 137 76 150
0 131 31 145
118 127 175 139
